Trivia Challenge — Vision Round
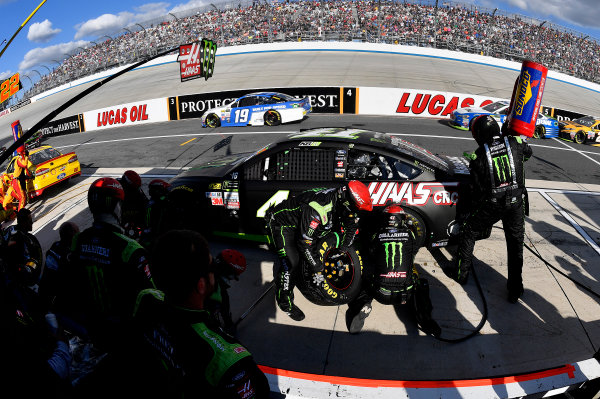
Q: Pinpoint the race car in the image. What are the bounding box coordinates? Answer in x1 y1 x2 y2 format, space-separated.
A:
201 91 312 127
449 100 559 139
558 116 600 144
168 127 479 249
1 145 81 199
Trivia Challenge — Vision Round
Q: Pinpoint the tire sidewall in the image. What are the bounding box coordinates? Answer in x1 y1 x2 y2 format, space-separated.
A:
265 110 281 126
297 233 363 305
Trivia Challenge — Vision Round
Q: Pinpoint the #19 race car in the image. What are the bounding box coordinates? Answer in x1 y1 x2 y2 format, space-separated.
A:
449 100 558 139
558 116 600 144
168 127 479 250
1 145 81 199
201 91 312 128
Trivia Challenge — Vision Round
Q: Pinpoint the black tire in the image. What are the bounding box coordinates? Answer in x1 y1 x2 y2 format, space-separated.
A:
206 113 221 128
574 131 586 144
264 110 281 126
403 208 427 248
533 125 545 139
297 233 363 306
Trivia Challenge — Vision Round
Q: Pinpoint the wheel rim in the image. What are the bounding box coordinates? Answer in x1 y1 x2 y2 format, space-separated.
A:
322 249 355 290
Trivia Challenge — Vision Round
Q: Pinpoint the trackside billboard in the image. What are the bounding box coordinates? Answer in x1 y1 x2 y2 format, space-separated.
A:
358 87 503 118
83 98 169 131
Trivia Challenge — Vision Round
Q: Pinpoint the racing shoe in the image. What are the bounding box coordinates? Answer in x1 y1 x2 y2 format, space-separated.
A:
417 315 441 338
276 298 305 321
507 287 524 304
345 301 372 334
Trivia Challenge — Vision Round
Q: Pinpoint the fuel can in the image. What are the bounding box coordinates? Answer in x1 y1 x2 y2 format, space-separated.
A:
505 60 548 137
11 119 24 155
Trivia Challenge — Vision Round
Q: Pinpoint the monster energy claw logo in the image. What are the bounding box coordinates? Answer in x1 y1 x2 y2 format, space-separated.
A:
384 242 402 270
492 154 511 183
201 38 217 80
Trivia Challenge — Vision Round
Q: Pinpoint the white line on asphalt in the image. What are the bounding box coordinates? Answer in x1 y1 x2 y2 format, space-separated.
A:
539 191 600 256
552 138 600 167
528 188 600 196
33 196 88 236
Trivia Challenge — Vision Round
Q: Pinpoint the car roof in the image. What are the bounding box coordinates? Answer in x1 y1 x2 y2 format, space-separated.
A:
279 127 450 172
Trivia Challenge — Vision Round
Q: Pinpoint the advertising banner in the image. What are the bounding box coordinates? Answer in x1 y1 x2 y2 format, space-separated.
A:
173 87 344 120
84 98 169 131
39 114 84 137
358 87 502 118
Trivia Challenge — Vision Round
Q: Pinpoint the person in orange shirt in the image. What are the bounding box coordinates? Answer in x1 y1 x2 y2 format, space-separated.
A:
2 147 35 211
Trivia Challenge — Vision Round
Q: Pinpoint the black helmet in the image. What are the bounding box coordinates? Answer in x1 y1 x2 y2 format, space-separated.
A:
88 177 124 215
148 179 171 201
382 204 406 228
471 115 500 145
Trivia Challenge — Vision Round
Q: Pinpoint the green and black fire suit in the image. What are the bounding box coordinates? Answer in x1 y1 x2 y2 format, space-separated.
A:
457 134 532 293
133 289 271 398
57 218 154 351
266 187 359 311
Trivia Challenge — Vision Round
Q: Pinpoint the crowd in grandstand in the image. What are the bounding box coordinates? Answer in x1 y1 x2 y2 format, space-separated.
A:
22 0 600 99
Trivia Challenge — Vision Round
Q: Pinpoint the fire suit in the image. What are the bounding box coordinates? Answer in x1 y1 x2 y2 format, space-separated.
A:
133 289 271 398
350 222 436 330
266 188 359 312
457 134 532 295
13 152 35 209
57 218 154 351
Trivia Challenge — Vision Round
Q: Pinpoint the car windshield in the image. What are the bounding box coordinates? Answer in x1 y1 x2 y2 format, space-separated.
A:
482 102 507 112
30 148 61 165
572 116 596 127
390 136 449 172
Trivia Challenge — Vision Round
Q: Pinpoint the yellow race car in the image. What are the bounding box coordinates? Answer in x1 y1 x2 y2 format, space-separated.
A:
2 145 81 199
558 116 600 144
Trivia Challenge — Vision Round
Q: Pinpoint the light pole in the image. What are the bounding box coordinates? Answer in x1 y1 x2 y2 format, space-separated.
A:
29 69 42 79
135 23 146 32
210 3 224 45
168 12 178 21
103 35 112 41
40 64 52 73
123 27 133 34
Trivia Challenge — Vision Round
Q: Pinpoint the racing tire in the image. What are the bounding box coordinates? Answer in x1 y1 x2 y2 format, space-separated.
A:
206 113 221 128
533 125 545 139
296 233 363 306
403 208 427 249
264 110 281 126
574 131 586 144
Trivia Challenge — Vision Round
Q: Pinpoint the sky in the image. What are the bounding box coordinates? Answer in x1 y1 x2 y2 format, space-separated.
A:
1 0 599 90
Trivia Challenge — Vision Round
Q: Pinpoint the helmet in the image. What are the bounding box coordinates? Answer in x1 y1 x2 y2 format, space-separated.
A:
383 204 406 228
121 170 142 189
88 177 124 215
148 179 171 201
346 180 373 211
214 249 247 280
471 115 500 145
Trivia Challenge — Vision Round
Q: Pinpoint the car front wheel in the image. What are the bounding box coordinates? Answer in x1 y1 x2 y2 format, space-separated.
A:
206 113 221 128
534 125 545 139
574 131 586 144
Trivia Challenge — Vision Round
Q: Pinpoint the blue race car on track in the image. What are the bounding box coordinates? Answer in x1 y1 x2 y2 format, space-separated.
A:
449 100 558 139
201 91 312 128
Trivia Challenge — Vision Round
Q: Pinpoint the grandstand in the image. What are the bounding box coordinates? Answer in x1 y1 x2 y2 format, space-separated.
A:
13 0 600 104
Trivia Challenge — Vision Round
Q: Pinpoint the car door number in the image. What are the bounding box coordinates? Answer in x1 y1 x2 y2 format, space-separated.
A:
256 190 290 218
234 108 249 123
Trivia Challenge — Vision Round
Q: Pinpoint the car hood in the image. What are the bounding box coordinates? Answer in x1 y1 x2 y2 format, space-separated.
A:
438 154 471 177
176 152 252 179
561 122 588 130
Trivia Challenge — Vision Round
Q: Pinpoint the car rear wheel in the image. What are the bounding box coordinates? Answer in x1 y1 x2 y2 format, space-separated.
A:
574 131 586 144
264 110 281 126
206 113 221 128
534 125 545 139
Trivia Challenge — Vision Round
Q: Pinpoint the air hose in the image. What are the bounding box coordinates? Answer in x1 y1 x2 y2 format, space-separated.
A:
434 264 489 343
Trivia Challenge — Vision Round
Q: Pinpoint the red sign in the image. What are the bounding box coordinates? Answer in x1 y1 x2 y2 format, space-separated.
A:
1 73 20 105
96 104 149 127
396 92 493 117
177 39 217 82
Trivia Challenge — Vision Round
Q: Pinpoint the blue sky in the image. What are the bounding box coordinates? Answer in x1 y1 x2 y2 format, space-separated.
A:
1 0 599 86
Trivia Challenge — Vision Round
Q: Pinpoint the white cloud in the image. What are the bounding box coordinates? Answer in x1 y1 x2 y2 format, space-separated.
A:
0 70 13 80
74 12 134 39
73 2 171 39
18 40 90 70
169 1 209 14
27 19 62 43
